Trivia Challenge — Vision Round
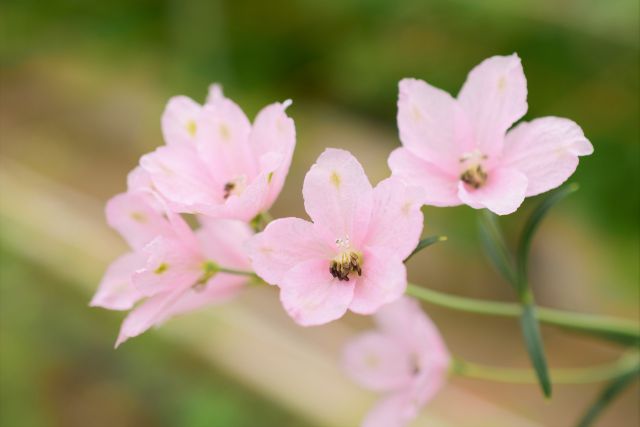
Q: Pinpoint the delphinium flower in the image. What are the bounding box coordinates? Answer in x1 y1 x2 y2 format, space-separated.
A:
140 84 296 221
91 189 253 347
342 297 450 427
389 53 593 215
247 148 424 326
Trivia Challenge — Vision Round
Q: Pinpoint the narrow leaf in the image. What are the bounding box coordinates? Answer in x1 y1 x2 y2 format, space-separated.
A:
478 210 517 287
404 235 447 262
520 302 552 397
575 365 639 427
517 183 579 281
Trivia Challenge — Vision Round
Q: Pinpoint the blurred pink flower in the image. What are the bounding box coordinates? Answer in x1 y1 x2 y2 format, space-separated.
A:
342 297 450 427
91 191 253 347
247 149 424 326
389 54 593 215
140 85 296 222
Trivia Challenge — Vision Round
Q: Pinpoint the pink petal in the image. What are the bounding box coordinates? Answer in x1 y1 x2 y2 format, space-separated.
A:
197 218 253 269
375 297 451 407
342 332 414 393
502 116 593 197
247 218 332 285
132 235 202 297
279 258 354 326
105 192 173 250
349 249 407 315
195 100 256 183
364 177 424 260
388 148 461 207
206 83 225 104
397 78 473 171
458 54 528 157
90 252 146 310
153 273 247 325
161 96 202 146
115 284 190 347
141 144 222 213
362 392 419 427
218 170 272 221
457 167 528 215
302 148 373 246
250 101 296 209
126 166 154 193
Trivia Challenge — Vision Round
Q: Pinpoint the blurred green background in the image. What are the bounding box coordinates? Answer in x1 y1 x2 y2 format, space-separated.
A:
1 1 638 426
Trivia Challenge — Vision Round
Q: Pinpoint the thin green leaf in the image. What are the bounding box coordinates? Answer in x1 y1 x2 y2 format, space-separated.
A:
520 302 552 397
478 210 517 287
404 235 447 262
517 183 579 283
575 365 639 427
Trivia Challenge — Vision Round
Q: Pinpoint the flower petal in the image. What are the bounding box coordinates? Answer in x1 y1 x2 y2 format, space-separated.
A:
250 101 296 210
364 177 424 260
457 167 528 215
502 116 593 197
279 258 354 326
196 99 256 183
342 331 414 392
375 297 451 408
132 235 202 297
90 252 146 310
161 96 202 146
302 148 373 246
141 144 221 213
247 218 332 285
362 392 418 427
458 54 528 157
388 148 461 207
398 78 473 171
197 218 253 269
153 273 246 325
105 192 173 250
349 250 407 315
115 284 190 347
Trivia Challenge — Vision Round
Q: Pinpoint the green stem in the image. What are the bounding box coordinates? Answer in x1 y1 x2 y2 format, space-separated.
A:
406 284 639 343
452 351 639 384
217 266 258 278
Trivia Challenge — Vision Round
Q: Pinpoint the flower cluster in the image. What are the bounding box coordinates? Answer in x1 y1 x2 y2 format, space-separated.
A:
93 54 592 426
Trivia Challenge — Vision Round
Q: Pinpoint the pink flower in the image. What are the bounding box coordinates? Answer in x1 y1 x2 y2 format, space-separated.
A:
389 54 593 215
140 84 296 221
342 297 450 427
247 149 424 326
91 191 253 347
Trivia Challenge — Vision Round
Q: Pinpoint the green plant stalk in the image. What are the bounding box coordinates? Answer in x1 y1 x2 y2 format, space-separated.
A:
452 351 639 385
405 284 639 344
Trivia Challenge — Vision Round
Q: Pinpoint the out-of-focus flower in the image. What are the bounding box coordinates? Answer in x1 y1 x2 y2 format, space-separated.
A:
140 85 296 222
389 54 593 215
342 297 450 427
91 191 253 347
247 149 424 326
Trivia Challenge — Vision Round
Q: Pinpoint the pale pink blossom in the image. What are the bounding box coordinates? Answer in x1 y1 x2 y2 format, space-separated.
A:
342 297 450 427
247 149 424 326
140 85 296 221
91 191 253 347
389 54 593 215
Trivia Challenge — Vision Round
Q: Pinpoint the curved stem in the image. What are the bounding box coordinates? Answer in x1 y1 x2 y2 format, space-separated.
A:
217 266 258 278
452 351 639 384
406 284 639 343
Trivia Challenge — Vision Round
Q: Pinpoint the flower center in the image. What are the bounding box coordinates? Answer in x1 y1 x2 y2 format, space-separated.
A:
330 236 363 281
459 150 488 189
223 176 247 199
460 164 487 189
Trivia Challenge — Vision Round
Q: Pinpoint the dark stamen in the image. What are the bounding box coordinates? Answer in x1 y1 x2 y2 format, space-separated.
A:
223 182 235 199
460 165 488 189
